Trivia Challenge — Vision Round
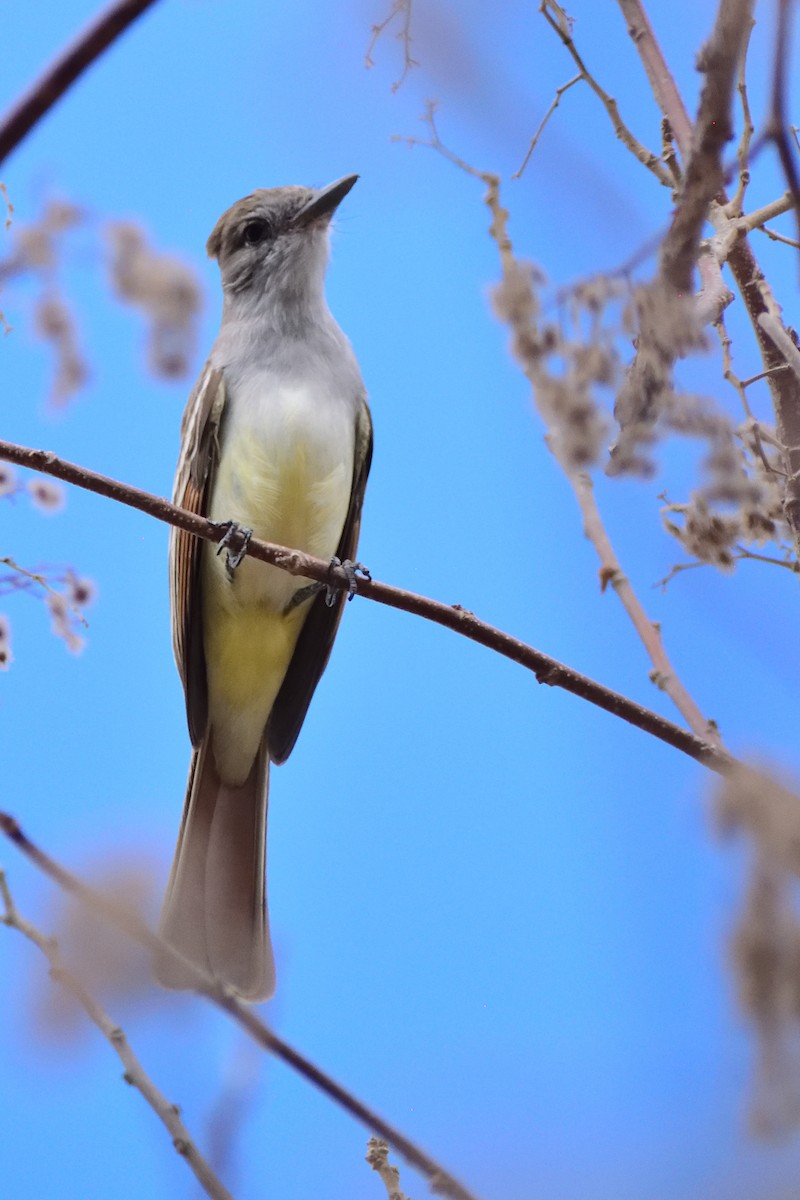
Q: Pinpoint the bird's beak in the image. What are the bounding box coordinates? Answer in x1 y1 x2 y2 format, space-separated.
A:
292 174 359 227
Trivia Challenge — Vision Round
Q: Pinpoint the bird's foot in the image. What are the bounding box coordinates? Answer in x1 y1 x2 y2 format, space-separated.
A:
214 521 253 577
326 558 371 607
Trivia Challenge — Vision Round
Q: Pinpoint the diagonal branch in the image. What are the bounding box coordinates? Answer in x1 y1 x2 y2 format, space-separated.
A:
0 436 730 771
0 813 478 1200
538 1 674 188
0 870 232 1200
0 0 160 167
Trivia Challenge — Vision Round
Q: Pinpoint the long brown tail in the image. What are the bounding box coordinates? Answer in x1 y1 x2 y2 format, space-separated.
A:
156 737 275 1002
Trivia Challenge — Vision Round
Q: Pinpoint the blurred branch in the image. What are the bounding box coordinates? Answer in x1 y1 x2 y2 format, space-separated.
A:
761 0 800 252
0 812 479 1200
0 0 159 166
615 0 800 561
0 436 730 771
0 870 233 1200
513 72 581 179
364 0 416 93
0 556 88 628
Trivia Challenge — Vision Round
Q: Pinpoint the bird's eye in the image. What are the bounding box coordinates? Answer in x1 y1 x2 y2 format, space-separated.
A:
242 219 270 246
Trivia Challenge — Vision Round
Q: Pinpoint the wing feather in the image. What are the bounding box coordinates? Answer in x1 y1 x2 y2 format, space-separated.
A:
169 364 227 746
266 397 373 764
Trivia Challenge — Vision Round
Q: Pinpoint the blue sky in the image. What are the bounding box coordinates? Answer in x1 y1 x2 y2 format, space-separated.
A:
2 1 800 1197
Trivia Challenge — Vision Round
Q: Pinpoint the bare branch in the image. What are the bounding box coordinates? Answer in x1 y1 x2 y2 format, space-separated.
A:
0 556 89 628
738 192 795 234
364 1 416 93
539 1 673 188
615 0 695 156
730 15 755 213
0 0 160 166
572 473 720 742
0 436 730 771
0 815 478 1200
0 870 232 1200
757 225 800 251
513 73 582 179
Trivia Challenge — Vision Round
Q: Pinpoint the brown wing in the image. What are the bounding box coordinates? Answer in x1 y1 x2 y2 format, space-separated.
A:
169 364 227 747
266 397 373 765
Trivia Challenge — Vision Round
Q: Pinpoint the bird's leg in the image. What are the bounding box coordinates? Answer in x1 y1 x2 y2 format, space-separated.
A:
213 520 253 576
325 559 371 607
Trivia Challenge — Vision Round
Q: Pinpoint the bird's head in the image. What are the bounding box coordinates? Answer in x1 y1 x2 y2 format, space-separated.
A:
207 175 358 311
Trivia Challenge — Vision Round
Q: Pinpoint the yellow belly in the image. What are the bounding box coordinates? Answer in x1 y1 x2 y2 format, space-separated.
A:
201 416 352 783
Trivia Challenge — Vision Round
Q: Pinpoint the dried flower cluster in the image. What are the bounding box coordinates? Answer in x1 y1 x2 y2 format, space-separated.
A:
0 199 88 407
490 261 613 470
717 767 800 1134
106 221 202 379
0 198 204 404
0 561 95 660
490 250 796 575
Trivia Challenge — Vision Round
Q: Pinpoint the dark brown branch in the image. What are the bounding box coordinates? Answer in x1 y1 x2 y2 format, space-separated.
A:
0 813 477 1200
0 436 731 773
0 0 160 167
763 0 800 253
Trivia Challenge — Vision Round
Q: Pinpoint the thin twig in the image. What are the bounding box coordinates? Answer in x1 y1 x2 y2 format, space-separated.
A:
757 225 800 251
730 15 755 214
0 436 730 771
713 317 775 477
572 473 719 741
538 1 673 188
654 559 708 590
735 544 800 571
0 815 478 1200
655 545 799 590
364 0 417 92
513 74 582 179
0 556 88 627
0 0 160 166
0 870 233 1200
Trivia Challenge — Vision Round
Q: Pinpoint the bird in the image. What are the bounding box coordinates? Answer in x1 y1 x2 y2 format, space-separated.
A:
156 175 372 1001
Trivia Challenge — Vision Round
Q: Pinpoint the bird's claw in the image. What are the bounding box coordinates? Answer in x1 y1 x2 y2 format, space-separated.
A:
325 558 371 607
214 521 253 576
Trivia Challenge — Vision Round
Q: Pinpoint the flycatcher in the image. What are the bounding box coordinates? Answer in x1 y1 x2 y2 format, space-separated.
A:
157 175 372 1001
